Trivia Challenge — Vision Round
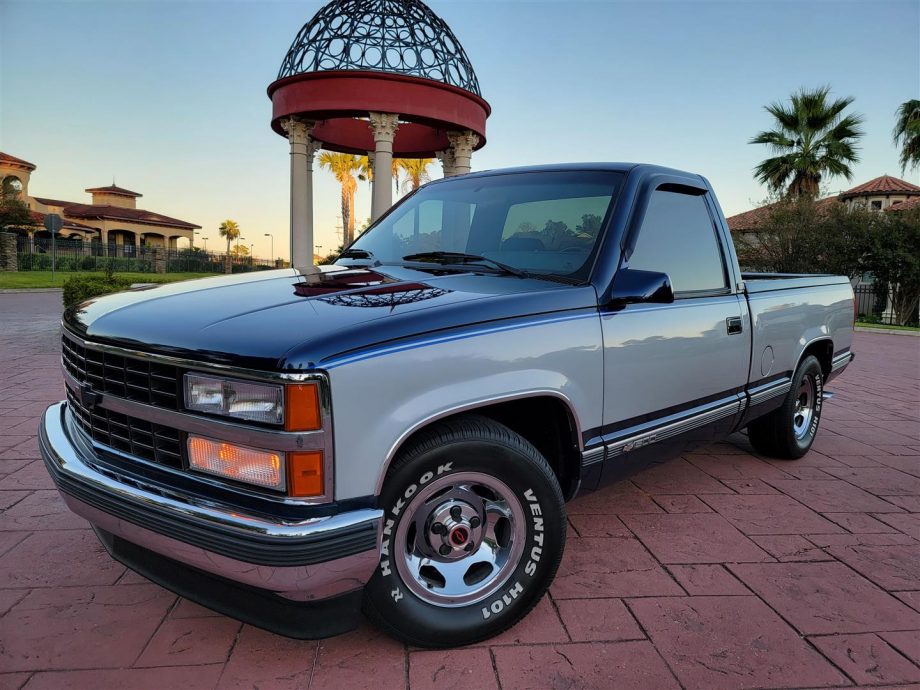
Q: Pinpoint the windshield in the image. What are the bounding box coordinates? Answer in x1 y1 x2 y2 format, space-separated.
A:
343 170 623 281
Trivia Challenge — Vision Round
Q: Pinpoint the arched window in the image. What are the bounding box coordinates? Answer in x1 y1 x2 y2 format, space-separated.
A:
2 175 23 198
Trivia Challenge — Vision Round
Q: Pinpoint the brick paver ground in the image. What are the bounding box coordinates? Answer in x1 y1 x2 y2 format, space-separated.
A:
1 291 918 689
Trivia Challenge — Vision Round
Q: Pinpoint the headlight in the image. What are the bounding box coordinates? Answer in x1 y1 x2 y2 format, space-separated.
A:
184 374 283 425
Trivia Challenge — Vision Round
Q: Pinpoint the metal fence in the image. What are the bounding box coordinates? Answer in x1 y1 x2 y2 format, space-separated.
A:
854 283 903 326
15 236 281 274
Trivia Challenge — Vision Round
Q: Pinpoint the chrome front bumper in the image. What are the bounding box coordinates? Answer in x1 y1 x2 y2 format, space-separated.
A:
39 402 383 603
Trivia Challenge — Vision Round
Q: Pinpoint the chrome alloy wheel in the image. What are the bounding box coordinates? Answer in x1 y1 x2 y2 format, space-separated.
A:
394 471 526 607
792 375 816 440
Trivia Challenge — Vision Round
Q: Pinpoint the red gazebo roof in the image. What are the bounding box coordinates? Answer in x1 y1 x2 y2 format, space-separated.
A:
269 0 489 158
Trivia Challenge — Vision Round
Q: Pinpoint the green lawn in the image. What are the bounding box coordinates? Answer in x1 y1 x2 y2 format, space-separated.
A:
856 321 920 332
0 271 219 289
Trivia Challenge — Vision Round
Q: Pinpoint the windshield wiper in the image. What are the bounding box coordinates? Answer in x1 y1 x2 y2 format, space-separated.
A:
402 252 527 278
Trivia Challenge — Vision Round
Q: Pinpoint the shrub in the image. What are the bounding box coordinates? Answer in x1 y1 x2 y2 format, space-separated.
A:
62 274 134 309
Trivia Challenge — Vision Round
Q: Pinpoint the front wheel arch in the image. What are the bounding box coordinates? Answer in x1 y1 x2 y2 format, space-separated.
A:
376 393 584 500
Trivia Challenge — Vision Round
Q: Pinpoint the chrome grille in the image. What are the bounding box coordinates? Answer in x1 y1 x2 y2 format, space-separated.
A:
65 387 183 468
61 334 180 409
62 333 184 469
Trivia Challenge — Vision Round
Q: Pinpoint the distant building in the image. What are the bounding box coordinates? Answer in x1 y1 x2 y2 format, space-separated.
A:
726 174 920 232
0 152 200 253
838 175 920 211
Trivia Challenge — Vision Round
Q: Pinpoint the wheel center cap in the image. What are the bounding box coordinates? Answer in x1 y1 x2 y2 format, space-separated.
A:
449 526 469 546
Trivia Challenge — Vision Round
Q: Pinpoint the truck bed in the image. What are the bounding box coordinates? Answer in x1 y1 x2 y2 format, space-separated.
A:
742 272 852 294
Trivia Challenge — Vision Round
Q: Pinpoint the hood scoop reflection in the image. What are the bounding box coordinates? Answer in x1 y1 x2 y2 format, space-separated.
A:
293 269 451 310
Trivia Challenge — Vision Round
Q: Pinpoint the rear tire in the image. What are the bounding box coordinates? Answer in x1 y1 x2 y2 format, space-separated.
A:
748 355 824 459
363 414 566 648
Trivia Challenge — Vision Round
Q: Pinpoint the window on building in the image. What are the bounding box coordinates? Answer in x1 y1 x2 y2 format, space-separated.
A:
1 176 23 198
870 200 883 211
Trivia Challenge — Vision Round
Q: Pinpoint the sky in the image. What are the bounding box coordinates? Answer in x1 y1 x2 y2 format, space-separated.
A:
2 0 918 260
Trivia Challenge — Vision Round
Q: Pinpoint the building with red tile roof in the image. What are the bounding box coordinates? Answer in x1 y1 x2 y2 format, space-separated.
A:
727 174 920 231
1 152 200 252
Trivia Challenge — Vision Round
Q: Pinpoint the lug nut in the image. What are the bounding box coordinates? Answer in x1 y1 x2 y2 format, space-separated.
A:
450 506 462 520
431 522 445 535
439 544 451 556
464 543 474 552
469 516 481 528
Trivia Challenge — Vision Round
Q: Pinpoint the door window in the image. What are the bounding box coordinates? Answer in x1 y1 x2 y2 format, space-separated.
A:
628 190 727 294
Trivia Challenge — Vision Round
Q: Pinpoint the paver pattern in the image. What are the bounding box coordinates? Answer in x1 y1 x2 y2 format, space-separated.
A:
1 291 918 689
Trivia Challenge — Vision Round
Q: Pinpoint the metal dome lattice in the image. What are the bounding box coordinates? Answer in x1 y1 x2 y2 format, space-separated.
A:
277 0 481 96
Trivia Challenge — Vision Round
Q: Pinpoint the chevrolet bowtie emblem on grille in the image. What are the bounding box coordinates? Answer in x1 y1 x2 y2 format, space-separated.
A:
79 382 100 410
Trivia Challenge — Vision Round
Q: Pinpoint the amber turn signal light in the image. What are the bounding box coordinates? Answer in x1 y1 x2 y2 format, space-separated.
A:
288 451 324 497
187 436 284 490
285 383 321 431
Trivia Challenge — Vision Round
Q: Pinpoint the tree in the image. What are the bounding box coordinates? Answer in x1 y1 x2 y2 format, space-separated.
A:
865 206 920 325
893 99 920 174
229 244 250 258
731 196 875 278
218 219 240 274
395 158 434 192
319 152 364 246
750 87 864 198
0 186 35 234
575 213 604 237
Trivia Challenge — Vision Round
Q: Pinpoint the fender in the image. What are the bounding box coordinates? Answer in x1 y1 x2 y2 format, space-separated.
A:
326 306 604 501
375 387 584 494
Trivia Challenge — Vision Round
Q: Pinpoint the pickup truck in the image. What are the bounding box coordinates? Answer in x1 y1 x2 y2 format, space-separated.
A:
40 163 855 647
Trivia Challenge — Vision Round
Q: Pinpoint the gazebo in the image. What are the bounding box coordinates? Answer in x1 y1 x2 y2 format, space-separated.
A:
268 0 490 266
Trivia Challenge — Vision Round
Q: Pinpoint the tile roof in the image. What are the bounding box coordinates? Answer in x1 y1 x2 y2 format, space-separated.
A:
84 184 142 198
28 210 97 231
839 175 920 199
0 152 37 171
726 196 839 232
887 196 920 211
62 203 200 230
33 196 81 208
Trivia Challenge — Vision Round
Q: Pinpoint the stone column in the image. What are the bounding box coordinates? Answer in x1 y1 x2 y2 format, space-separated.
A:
446 130 480 176
368 112 400 221
281 117 317 267
882 282 898 325
436 148 457 178
0 232 17 272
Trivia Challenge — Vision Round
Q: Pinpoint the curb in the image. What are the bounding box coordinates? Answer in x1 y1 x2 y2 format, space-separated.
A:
855 326 920 337
0 288 64 294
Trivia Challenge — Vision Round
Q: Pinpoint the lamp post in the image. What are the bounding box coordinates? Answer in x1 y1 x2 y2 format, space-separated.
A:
202 236 208 251
193 230 200 249
264 233 273 265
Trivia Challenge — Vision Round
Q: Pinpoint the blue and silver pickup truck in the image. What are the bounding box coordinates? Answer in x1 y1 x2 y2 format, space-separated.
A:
40 163 854 647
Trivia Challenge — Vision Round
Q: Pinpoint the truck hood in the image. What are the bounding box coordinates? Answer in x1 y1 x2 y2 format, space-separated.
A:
64 265 598 371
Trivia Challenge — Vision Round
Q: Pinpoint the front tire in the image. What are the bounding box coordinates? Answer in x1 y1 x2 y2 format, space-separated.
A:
363 415 566 648
748 355 824 459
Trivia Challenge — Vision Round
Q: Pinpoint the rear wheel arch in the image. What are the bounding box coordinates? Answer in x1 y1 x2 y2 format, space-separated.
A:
378 393 583 500
798 338 833 381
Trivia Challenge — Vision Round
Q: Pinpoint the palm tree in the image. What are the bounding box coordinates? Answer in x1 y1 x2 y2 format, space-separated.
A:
357 155 400 194
750 87 864 198
893 99 920 174
318 152 364 245
395 158 434 192
218 219 240 274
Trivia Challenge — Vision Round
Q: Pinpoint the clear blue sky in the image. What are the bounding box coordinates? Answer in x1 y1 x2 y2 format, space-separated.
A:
2 0 917 260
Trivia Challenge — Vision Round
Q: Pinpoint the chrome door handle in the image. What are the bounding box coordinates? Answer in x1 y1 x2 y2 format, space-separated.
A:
726 317 743 335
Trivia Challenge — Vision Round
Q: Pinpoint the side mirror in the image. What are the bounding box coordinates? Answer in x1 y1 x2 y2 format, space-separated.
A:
608 268 674 309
